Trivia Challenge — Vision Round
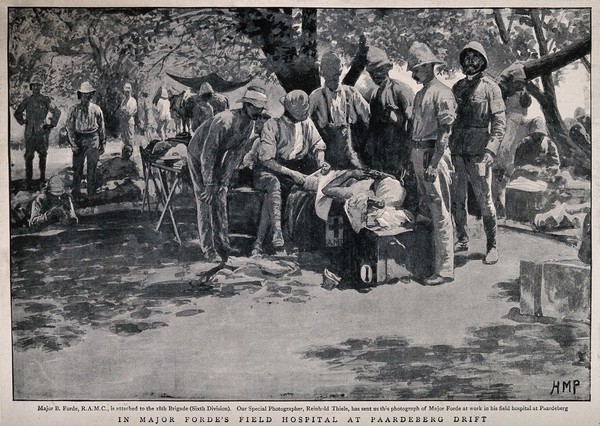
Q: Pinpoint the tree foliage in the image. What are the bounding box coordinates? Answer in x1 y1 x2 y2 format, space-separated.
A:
9 8 268 133
317 8 589 79
9 7 590 137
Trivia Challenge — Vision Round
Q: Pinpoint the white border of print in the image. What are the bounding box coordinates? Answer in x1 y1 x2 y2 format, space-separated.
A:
0 1 598 425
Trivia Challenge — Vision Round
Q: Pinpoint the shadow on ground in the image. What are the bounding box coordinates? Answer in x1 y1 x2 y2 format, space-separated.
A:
11 211 324 352
492 279 520 303
454 252 486 268
303 318 590 400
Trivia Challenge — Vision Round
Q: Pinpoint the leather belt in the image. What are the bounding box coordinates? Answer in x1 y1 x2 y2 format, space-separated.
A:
413 140 436 149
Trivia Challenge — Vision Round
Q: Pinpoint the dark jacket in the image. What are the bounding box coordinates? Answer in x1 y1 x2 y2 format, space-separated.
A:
366 78 415 173
14 94 61 139
450 43 506 157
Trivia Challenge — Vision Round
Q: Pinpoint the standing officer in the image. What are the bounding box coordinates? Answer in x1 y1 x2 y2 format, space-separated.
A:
309 51 370 170
120 82 138 157
450 42 506 265
14 75 61 189
408 42 457 285
365 47 416 213
66 81 106 198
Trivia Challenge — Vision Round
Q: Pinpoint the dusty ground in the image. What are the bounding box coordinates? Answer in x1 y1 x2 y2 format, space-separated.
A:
9 142 591 401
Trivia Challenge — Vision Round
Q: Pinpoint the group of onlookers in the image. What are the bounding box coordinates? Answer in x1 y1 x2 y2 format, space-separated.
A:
13 40 583 286
182 41 504 285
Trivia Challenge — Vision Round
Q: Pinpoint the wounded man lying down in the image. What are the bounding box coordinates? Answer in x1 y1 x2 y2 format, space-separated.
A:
306 168 413 233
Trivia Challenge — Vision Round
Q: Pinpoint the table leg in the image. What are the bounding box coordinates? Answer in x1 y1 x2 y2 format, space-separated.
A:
141 162 151 213
155 169 182 244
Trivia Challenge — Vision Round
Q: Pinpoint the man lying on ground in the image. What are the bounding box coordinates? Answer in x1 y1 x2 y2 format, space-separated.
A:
29 175 78 230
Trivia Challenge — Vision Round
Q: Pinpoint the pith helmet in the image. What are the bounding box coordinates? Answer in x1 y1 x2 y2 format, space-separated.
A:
574 107 588 120
407 42 444 71
459 41 489 72
529 117 547 136
199 82 214 96
46 175 65 196
77 81 96 94
281 90 310 122
29 75 43 87
366 47 393 72
320 51 342 76
239 86 268 109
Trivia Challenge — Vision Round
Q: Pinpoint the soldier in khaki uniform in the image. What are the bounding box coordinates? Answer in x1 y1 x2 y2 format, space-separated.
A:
408 42 457 285
450 42 506 265
13 75 61 189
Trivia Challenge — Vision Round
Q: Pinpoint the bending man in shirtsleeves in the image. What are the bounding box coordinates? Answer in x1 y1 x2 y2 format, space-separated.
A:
186 86 267 262
408 42 457 286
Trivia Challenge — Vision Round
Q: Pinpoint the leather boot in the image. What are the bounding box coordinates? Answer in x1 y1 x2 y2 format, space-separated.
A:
39 155 47 183
25 158 34 189
483 215 498 264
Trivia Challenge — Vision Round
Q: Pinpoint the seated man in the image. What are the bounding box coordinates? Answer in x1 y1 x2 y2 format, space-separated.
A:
503 117 565 226
253 90 326 254
29 175 78 229
510 117 560 180
95 145 139 187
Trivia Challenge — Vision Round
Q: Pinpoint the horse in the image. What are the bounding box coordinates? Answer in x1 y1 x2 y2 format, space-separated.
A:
168 90 229 135
169 91 192 135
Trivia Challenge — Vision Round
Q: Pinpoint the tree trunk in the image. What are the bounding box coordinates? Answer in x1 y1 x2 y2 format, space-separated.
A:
271 7 321 94
580 56 591 73
530 86 574 156
523 36 591 80
526 9 589 173
301 9 317 59
493 9 510 44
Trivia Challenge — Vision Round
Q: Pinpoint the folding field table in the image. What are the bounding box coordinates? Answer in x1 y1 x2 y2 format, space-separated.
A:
140 147 185 244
